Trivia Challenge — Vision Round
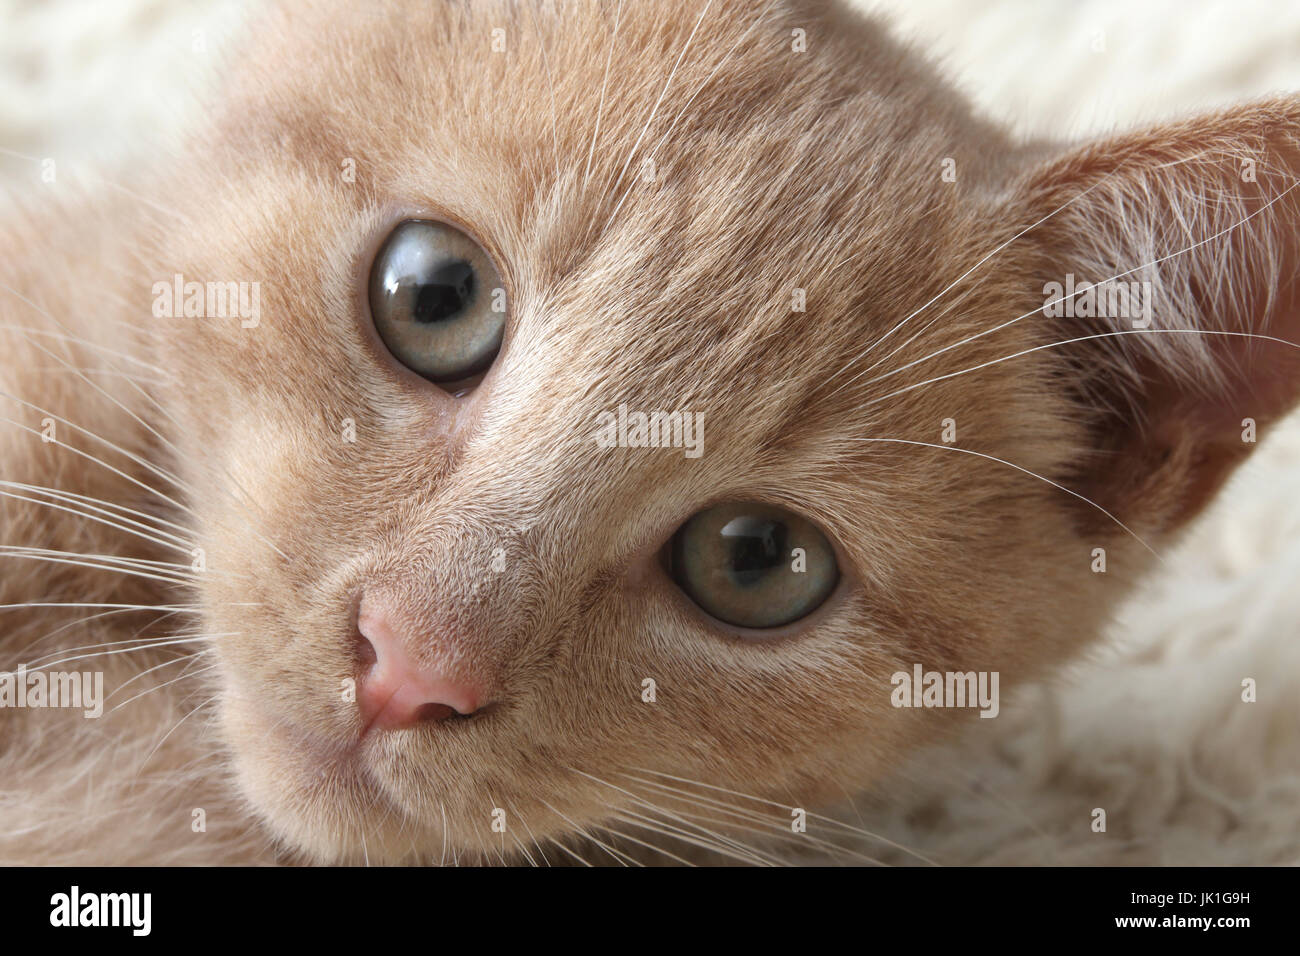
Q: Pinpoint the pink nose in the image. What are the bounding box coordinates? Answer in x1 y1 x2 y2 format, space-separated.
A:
354 594 485 732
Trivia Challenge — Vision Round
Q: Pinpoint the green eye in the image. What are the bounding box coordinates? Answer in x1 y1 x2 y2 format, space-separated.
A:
368 219 506 382
669 502 840 629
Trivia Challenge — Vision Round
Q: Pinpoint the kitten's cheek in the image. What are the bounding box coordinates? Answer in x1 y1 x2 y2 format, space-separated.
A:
217 691 400 861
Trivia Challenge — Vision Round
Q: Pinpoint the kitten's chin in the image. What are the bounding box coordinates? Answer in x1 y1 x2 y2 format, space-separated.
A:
219 697 425 864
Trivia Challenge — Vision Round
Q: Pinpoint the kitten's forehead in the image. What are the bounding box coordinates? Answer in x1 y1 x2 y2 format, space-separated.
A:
340 0 978 398
204 0 1024 539
236 0 984 317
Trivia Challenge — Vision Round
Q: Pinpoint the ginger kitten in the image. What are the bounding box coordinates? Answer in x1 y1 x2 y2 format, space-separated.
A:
1 0 1298 865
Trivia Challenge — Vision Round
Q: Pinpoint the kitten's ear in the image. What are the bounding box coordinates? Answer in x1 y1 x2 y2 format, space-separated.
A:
1020 97 1300 534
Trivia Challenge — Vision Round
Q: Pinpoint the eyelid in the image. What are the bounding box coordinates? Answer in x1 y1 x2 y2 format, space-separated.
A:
362 206 516 315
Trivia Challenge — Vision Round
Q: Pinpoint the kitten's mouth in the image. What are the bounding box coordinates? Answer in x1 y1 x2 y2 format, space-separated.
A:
267 712 368 771
251 696 475 789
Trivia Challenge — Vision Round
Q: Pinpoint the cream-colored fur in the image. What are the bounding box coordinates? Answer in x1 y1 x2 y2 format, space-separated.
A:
2 0 1298 865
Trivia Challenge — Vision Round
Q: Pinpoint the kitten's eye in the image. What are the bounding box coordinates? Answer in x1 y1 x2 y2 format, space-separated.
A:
368 219 506 383
669 502 840 630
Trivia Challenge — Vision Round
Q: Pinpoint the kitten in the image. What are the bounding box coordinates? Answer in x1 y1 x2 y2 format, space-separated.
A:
1 0 1297 865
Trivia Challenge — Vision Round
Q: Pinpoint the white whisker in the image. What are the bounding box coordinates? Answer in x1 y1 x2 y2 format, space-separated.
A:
582 0 625 195
843 175 1300 398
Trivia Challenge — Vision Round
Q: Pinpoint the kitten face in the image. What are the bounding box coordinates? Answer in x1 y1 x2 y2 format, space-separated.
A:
142 0 1300 862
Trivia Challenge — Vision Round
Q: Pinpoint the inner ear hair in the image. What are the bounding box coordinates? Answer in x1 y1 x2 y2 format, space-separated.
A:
1019 95 1300 535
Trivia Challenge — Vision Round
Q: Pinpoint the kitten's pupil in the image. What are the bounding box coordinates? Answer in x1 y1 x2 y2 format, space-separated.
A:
721 516 787 587
412 260 475 324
